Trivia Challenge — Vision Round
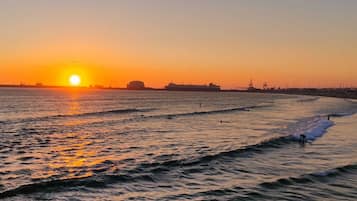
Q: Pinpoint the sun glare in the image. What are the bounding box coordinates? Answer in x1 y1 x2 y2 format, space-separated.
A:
69 75 81 86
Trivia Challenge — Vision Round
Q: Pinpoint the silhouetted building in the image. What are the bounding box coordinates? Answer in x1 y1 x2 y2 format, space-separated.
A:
127 81 145 90
165 83 220 91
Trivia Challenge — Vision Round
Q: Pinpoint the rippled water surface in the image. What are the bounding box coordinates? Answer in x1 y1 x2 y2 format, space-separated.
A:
0 88 357 200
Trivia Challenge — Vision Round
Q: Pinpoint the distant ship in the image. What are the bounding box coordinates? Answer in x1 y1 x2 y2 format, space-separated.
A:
247 79 259 91
165 83 221 91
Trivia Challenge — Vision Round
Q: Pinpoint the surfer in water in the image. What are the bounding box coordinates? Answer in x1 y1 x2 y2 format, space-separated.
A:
299 134 307 144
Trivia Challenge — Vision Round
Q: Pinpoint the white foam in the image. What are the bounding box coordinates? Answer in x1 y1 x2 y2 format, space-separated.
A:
292 117 334 141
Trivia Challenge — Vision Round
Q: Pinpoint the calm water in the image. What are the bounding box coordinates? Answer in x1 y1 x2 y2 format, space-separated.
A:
0 88 357 201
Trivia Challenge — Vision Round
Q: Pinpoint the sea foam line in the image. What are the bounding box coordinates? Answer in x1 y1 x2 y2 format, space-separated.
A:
291 117 333 141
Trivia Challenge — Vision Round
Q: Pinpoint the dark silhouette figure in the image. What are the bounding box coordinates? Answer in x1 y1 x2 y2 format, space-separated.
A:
299 134 306 144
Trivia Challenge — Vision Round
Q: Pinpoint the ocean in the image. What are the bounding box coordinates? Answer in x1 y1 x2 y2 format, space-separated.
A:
0 88 356 201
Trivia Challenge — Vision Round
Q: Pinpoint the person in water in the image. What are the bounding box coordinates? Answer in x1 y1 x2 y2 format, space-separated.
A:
299 115 331 144
300 134 306 144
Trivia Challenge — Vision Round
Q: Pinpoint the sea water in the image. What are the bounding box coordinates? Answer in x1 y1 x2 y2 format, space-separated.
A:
0 88 356 200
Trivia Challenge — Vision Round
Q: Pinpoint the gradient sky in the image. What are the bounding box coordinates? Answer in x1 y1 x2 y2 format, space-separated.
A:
0 0 356 88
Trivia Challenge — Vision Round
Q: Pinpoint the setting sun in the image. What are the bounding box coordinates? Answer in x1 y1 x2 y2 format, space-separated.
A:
69 75 81 86
1 1 357 200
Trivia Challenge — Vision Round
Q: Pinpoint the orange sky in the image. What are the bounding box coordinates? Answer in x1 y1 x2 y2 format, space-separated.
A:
1 1 356 89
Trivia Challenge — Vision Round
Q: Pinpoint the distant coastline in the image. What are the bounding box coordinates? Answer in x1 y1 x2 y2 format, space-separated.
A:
0 84 356 100
0 84 162 91
252 88 357 100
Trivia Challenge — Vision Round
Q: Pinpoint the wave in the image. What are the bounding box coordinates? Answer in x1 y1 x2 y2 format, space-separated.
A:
132 136 293 174
288 111 357 141
290 118 333 141
297 97 320 103
3 108 153 125
0 175 122 199
2 104 270 136
135 115 335 173
328 112 355 118
159 163 357 200
344 99 357 104
0 112 340 199
0 117 340 199
54 108 151 118
70 104 271 129
258 163 357 189
144 104 270 120
2 162 355 199
3 104 270 126
3 104 270 135
0 172 159 199
0 135 314 199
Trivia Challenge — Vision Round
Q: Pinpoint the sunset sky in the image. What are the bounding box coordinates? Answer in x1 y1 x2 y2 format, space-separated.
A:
0 0 356 89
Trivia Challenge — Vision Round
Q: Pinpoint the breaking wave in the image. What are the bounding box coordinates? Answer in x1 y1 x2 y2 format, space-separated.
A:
290 118 333 141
